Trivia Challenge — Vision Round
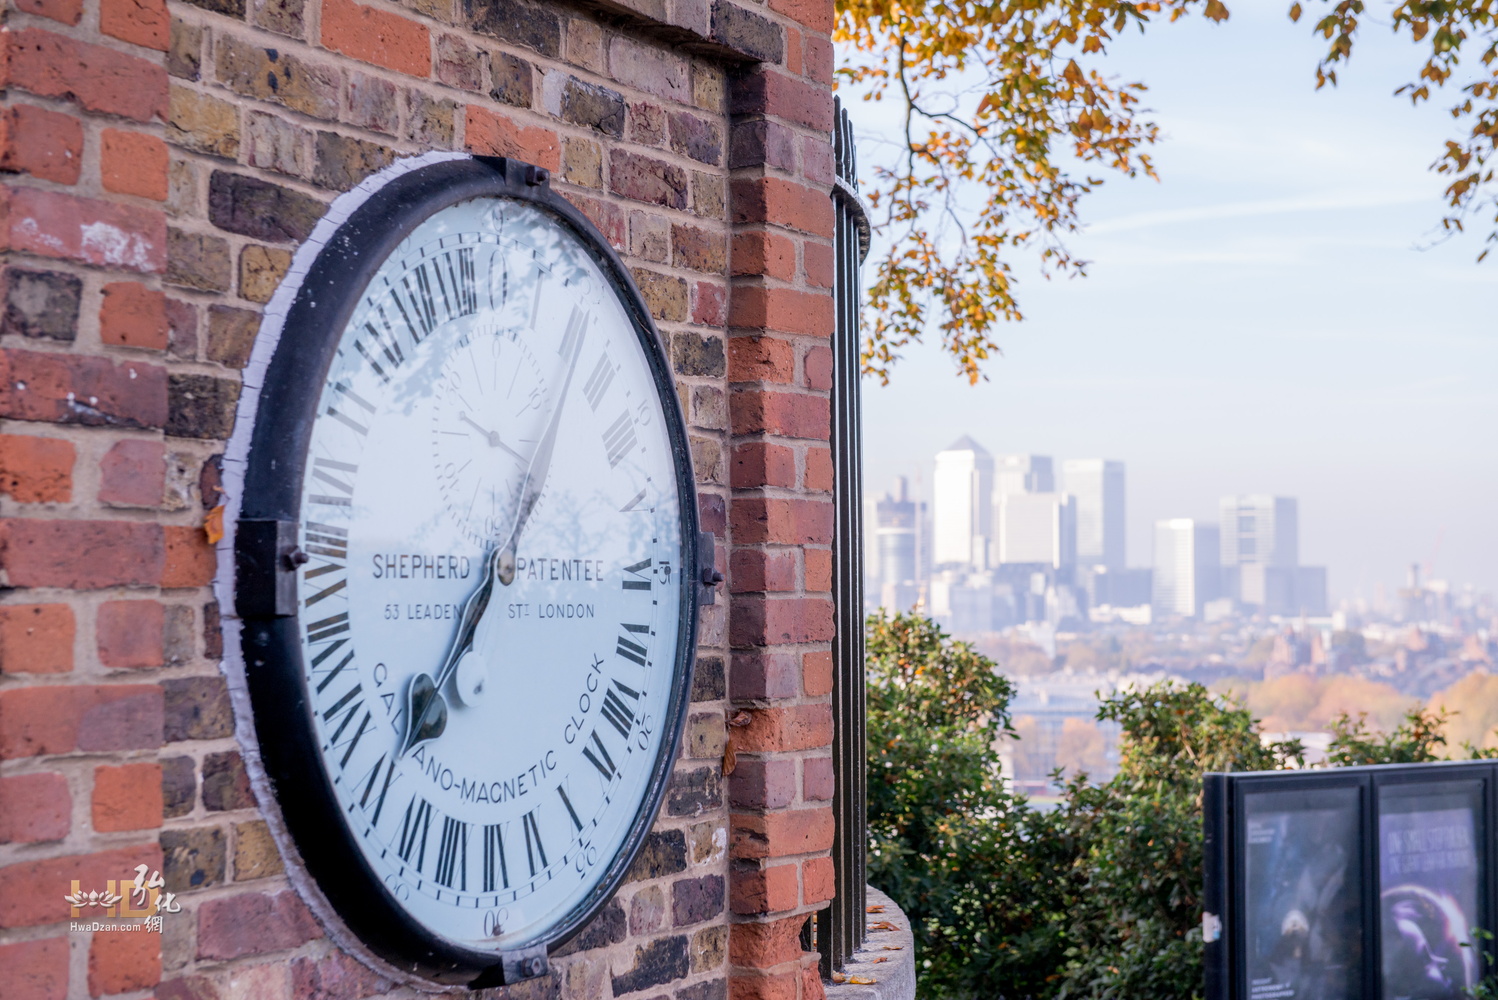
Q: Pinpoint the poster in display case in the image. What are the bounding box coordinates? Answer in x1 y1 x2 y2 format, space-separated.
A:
1205 762 1495 1000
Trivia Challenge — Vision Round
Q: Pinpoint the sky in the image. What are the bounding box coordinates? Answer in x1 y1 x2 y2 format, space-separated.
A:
842 3 1498 602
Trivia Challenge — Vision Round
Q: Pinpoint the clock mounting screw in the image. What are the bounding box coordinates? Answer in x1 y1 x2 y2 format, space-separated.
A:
524 165 549 187
285 548 310 569
701 568 724 586
524 957 545 978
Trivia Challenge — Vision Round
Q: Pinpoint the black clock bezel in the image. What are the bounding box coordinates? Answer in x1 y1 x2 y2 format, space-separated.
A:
234 156 702 986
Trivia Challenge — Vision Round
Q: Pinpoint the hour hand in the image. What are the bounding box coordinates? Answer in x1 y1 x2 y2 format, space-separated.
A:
459 412 525 463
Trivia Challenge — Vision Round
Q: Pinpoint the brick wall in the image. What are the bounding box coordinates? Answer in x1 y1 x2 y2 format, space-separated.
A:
0 0 837 997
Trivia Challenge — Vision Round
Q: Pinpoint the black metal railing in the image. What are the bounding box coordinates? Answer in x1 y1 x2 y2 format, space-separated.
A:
817 96 871 977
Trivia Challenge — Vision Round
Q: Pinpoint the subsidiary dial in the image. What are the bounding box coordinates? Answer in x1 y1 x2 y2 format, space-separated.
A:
431 328 548 548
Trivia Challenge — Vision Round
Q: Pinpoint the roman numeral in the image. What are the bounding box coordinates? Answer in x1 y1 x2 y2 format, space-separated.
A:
433 248 478 321
309 457 356 508
356 311 406 381
303 576 347 608
322 683 366 753
599 679 641 740
357 754 394 822
582 352 614 410
398 797 433 869
312 648 353 694
602 412 637 467
305 611 349 644
305 522 348 561
582 729 617 781
558 305 588 358
615 623 649 666
435 816 468 890
483 823 510 891
522 809 547 877
326 383 374 436
621 488 648 512
529 269 549 328
622 557 652 591
557 782 583 833
394 267 437 342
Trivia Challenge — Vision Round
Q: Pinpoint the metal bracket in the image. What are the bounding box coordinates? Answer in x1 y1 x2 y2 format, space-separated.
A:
697 530 722 606
499 945 549 984
235 519 300 619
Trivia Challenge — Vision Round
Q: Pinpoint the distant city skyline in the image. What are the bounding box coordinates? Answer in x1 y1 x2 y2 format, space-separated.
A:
846 4 1497 601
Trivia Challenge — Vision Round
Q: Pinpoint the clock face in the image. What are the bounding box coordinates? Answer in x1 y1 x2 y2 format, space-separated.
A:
238 162 698 977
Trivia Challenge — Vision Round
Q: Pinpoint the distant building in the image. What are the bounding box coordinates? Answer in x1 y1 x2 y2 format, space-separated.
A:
997 492 1076 569
1218 495 1327 615
1153 519 1221 617
993 453 1054 501
933 436 993 570
874 477 923 611
1061 459 1126 570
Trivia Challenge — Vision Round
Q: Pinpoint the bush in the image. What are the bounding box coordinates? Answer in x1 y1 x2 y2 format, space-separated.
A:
865 612 1469 1000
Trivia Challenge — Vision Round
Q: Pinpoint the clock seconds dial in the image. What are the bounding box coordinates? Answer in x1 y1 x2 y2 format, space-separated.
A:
294 197 685 954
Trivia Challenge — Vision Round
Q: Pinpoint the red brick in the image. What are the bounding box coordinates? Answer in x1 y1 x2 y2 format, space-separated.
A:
728 913 804 969
162 524 216 588
802 135 835 187
89 927 161 995
565 192 626 250
609 148 688 209
12 0 81 24
733 704 833 753
0 936 68 1000
727 337 795 384
804 35 833 86
0 684 162 760
0 845 163 928
803 241 833 289
802 963 827 1000
731 390 829 439
728 758 797 811
803 547 832 592
464 106 559 172
802 346 831 391
291 950 393 1000
732 597 835 646
0 105 83 185
784 26 802 76
802 755 833 801
99 440 164 507
0 435 74 503
730 498 833 546
768 0 833 33
0 773 71 843
3 187 167 273
730 548 796 594
729 286 833 338
802 650 832 697
100 130 169 201
803 447 832 493
0 349 167 429
100 0 169 51
732 231 796 281
731 177 834 239
5 28 169 123
97 600 164 669
731 808 833 860
100 282 168 349
730 650 799 700
92 762 163 832
729 66 835 133
196 890 322 959
0 519 165 588
729 972 798 1000
0 604 75 674
729 861 798 915
731 442 795 489
321 0 431 76
692 280 727 326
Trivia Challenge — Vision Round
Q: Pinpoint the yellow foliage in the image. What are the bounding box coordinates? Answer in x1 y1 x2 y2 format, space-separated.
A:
1232 674 1414 733
1429 671 1498 751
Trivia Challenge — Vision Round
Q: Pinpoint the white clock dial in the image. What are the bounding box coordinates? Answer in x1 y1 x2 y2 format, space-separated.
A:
293 196 687 954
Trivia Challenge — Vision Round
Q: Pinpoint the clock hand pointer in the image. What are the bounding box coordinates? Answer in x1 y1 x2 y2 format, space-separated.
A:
458 412 526 463
399 329 589 757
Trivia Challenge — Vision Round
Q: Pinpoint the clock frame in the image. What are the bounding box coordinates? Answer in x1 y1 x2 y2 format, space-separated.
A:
228 154 703 988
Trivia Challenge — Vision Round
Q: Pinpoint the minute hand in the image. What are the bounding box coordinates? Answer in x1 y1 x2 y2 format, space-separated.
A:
494 327 586 585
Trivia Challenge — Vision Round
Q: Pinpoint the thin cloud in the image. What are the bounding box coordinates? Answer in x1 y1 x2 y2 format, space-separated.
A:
1086 191 1432 235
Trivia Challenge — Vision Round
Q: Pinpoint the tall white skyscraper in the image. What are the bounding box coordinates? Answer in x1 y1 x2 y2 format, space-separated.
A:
993 454 1054 503
874 477 922 610
1061 459 1125 569
997 493 1076 568
1153 519 1221 618
1220 495 1299 611
932 436 993 570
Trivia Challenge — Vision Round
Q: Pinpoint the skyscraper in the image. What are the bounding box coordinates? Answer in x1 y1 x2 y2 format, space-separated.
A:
1061 459 1125 569
997 492 1076 568
933 436 993 570
1220 495 1299 612
874 477 922 610
1153 519 1221 617
993 453 1055 501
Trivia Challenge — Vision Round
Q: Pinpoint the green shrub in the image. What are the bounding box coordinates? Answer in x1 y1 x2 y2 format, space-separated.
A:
864 612 1467 1000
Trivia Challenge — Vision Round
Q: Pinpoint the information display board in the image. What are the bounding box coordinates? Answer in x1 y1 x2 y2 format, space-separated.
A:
1205 763 1495 1000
